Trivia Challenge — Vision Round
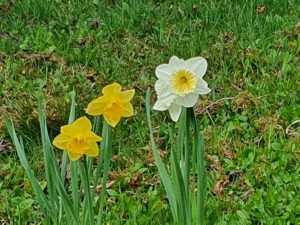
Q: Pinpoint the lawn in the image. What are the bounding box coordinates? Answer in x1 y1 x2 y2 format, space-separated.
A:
0 0 300 224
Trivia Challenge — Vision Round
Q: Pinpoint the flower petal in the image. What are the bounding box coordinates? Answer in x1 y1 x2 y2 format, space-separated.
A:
73 116 92 131
61 124 75 136
168 103 182 122
68 151 82 161
155 64 173 81
154 80 177 102
169 56 186 68
85 142 99 157
85 131 102 142
53 134 69 150
121 102 134 117
153 100 168 111
104 111 121 128
86 98 106 116
186 57 207 78
174 93 199 107
195 78 211 95
119 89 135 102
102 83 121 95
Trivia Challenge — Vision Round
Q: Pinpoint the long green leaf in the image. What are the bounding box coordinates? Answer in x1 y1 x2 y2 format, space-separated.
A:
61 91 76 181
97 121 112 224
79 158 94 225
189 108 206 225
145 88 178 223
38 95 58 212
5 118 56 221
38 94 80 224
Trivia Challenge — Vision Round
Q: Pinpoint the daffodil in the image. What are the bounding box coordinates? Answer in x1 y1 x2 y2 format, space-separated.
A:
86 83 135 127
153 56 211 122
53 116 102 161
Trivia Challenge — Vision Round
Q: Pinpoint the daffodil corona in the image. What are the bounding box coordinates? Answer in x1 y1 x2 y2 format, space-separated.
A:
86 83 135 127
153 56 211 122
53 116 102 161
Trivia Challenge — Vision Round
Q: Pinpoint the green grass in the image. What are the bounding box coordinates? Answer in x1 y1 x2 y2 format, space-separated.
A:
1 0 300 224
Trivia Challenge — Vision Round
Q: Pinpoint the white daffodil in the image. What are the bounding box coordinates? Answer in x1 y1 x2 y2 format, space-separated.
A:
153 56 211 122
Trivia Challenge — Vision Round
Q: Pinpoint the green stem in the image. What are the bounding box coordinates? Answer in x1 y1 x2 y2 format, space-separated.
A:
190 108 206 225
92 121 107 200
79 157 94 225
97 122 112 224
184 108 191 204
71 161 79 216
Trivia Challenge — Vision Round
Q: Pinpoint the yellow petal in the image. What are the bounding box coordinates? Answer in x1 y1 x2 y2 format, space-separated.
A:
102 83 121 95
85 131 102 142
68 151 82 161
73 116 92 132
61 124 75 136
104 110 121 128
53 134 69 150
85 142 99 157
119 89 135 102
86 98 106 116
121 102 134 117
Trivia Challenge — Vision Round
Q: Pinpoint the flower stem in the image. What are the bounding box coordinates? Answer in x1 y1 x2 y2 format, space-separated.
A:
79 157 94 225
189 108 206 225
97 122 112 224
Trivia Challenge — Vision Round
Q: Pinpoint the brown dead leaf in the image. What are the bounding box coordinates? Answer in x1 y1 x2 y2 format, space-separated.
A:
213 179 230 195
129 172 142 187
256 5 266 14
223 150 235 160
96 180 115 192
84 70 97 83
228 170 243 182
0 139 10 153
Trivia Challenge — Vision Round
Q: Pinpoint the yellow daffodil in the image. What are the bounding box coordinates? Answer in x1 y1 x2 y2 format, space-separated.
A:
153 56 211 122
53 116 102 161
86 83 135 127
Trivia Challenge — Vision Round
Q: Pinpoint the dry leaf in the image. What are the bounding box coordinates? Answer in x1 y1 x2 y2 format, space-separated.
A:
0 139 10 153
129 172 142 187
256 5 266 14
213 179 230 195
223 150 235 160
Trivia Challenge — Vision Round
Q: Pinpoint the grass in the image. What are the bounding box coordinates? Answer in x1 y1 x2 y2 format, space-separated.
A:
1 0 300 224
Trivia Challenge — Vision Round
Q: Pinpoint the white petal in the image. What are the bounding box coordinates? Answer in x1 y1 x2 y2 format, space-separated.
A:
174 93 199 107
168 103 182 122
155 64 173 81
195 78 211 95
169 55 186 68
186 57 207 78
154 80 177 102
153 100 168 111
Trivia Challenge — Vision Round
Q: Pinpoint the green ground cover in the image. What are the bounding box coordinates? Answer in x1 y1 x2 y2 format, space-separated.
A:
0 0 300 224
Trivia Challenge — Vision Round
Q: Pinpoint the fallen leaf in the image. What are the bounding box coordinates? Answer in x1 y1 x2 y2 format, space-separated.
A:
213 179 230 195
228 170 243 182
256 5 266 14
129 172 142 187
223 150 235 160
96 180 115 191
0 139 10 153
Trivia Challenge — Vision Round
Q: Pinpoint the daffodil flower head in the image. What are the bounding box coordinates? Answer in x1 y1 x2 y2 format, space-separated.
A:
153 56 211 122
53 116 102 161
86 83 135 127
